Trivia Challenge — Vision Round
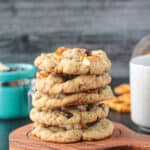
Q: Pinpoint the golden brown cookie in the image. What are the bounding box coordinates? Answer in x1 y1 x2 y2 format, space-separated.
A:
32 86 113 109
34 47 111 75
30 103 109 126
32 119 114 143
36 72 111 95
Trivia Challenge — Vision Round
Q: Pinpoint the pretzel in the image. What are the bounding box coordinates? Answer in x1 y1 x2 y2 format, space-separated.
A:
117 93 130 103
114 84 130 95
103 96 130 113
103 83 131 113
108 102 130 113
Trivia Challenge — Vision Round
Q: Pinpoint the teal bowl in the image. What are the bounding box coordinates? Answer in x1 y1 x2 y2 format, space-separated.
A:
0 63 36 119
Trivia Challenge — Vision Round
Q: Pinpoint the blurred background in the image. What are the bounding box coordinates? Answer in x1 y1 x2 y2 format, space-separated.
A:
0 0 150 78
1 1 150 149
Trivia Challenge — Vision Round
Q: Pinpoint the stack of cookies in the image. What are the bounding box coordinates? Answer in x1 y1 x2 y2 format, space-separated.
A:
30 47 114 143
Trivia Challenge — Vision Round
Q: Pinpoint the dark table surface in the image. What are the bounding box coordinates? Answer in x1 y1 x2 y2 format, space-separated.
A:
0 78 147 150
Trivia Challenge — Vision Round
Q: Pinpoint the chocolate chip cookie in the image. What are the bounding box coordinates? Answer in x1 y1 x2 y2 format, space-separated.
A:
34 47 111 75
32 119 114 143
36 71 111 95
32 86 113 109
30 103 109 126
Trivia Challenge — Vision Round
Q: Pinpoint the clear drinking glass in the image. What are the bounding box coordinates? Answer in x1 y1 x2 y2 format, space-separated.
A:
28 79 36 112
132 35 150 57
131 35 150 132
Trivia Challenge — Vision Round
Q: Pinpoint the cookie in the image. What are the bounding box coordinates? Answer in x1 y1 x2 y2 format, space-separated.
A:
34 47 111 75
82 118 114 141
30 103 109 126
32 119 114 143
36 71 111 95
32 86 113 109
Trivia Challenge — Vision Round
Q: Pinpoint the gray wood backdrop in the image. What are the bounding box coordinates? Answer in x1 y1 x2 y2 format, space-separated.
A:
0 0 150 78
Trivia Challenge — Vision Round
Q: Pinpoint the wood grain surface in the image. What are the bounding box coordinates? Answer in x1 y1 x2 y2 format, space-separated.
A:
9 122 150 150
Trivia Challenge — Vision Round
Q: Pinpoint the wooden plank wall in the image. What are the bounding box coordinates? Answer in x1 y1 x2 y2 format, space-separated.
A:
0 0 150 77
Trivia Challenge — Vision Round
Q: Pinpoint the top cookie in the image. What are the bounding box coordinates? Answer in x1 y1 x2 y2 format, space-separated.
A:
34 47 111 75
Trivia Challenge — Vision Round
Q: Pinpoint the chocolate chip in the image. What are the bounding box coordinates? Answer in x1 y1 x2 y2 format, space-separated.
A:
82 49 91 56
98 103 105 111
98 103 104 107
63 127 67 131
87 120 97 127
87 104 93 111
63 110 73 118
62 74 77 81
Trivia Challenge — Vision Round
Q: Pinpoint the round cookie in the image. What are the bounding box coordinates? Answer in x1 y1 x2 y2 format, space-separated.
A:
82 118 114 141
36 71 111 95
32 119 114 143
32 124 82 143
30 104 109 126
32 86 113 109
34 47 111 75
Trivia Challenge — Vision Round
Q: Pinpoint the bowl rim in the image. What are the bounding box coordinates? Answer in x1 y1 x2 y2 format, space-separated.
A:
0 63 36 82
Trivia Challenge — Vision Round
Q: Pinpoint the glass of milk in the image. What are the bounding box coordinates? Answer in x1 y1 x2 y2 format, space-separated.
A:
130 55 150 132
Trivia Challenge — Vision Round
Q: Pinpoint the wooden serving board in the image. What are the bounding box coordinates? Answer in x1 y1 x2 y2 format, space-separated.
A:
9 123 150 150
